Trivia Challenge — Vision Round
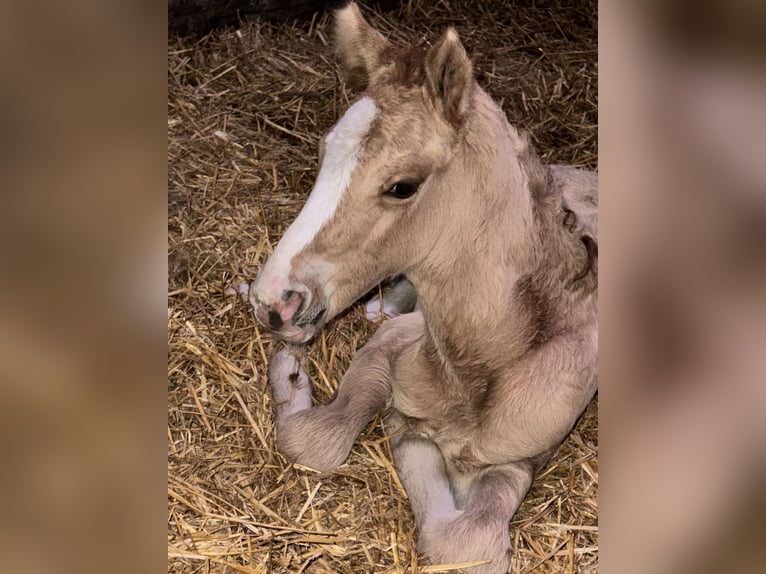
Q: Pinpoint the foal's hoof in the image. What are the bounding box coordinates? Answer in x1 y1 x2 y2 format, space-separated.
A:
364 278 419 322
224 281 251 303
268 347 312 419
364 294 396 322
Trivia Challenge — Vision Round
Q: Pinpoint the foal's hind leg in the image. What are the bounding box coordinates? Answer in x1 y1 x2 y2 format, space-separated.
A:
417 465 535 574
390 429 534 574
364 276 418 322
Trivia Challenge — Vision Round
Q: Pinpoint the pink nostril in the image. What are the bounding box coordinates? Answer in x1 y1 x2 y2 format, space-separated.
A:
265 289 304 331
254 284 313 333
280 290 303 322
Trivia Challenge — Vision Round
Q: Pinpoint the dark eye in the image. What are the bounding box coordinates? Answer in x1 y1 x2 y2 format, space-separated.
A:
384 180 420 200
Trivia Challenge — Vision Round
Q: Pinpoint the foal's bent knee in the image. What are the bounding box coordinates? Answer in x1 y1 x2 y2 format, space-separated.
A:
268 332 399 471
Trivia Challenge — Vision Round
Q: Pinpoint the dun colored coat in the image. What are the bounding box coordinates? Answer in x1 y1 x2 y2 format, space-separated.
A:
248 4 598 572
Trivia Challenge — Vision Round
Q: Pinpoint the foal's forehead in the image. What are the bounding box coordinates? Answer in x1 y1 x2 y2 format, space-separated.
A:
325 96 378 154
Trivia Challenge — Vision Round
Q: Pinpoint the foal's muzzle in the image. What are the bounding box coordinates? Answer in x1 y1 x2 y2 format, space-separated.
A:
250 283 327 344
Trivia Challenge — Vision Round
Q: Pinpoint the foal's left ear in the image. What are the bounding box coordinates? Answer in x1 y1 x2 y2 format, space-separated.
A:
334 2 392 89
425 28 473 126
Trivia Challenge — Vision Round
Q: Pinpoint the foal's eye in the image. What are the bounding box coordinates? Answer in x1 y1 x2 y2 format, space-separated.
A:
384 180 420 200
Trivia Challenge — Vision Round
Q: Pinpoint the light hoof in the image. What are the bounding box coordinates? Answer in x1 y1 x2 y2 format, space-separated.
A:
224 282 251 304
364 278 418 322
268 347 312 419
364 294 398 322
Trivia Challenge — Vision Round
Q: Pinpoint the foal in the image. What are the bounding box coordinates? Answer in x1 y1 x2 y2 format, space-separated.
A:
248 4 597 572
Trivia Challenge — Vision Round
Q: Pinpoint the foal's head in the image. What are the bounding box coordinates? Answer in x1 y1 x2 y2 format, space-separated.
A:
251 3 475 343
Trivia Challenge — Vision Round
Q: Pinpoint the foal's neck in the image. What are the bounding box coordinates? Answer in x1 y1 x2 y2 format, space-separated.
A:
409 90 542 384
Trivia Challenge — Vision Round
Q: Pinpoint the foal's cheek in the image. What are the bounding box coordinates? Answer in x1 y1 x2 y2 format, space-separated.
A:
324 277 366 320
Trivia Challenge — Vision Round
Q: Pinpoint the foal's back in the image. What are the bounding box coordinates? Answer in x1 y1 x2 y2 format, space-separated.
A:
550 164 598 242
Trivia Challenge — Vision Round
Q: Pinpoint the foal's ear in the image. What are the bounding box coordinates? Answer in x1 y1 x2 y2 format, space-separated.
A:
425 27 473 125
334 2 392 89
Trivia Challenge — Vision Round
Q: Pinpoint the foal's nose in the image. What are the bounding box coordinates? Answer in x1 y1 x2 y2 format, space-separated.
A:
250 278 325 343
264 289 306 330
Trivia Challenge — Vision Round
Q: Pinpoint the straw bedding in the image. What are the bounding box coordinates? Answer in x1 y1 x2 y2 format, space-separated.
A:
168 1 597 572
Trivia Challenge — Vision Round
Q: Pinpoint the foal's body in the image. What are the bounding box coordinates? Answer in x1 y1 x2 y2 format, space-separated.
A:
270 161 596 570
252 5 597 572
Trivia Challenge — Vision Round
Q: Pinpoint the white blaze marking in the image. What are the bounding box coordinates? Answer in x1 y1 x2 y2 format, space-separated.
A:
255 97 378 301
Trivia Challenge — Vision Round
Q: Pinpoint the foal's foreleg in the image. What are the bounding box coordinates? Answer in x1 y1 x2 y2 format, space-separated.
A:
268 343 392 472
386 414 458 531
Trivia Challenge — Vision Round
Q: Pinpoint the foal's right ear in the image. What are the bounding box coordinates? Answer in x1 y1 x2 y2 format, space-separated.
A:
425 27 473 126
334 2 392 89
